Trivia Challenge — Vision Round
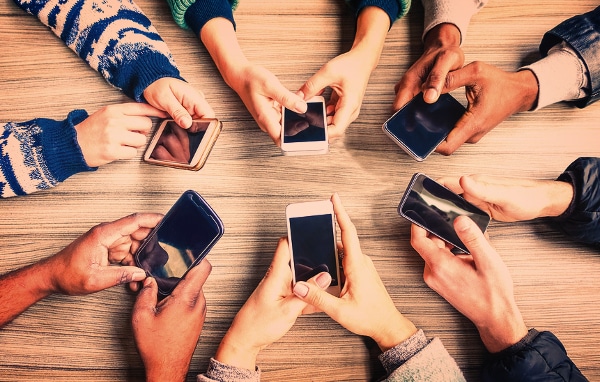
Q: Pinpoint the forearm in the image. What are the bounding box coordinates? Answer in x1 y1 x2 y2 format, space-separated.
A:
14 0 181 101
350 6 391 71
0 259 56 327
0 111 94 198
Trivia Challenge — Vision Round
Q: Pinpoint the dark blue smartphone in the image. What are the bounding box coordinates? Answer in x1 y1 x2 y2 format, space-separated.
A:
398 173 490 254
134 190 224 296
382 93 465 161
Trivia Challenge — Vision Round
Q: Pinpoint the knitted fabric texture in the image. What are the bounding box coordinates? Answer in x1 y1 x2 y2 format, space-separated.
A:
169 0 238 30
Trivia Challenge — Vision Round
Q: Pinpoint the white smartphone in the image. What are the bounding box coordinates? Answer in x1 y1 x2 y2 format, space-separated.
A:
285 200 341 296
280 96 328 155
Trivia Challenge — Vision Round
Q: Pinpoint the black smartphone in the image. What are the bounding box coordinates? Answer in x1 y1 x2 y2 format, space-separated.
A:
280 96 328 155
382 93 465 161
285 200 341 296
398 173 490 254
134 190 224 296
144 119 222 171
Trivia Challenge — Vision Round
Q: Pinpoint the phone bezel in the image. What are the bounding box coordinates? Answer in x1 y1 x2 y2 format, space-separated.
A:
144 118 222 171
382 93 465 161
280 96 329 155
398 173 490 254
134 190 224 296
285 200 341 296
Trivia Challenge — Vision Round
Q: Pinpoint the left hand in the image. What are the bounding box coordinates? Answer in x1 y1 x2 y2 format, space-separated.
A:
214 238 331 371
132 259 212 382
45 213 163 295
298 48 373 140
143 77 215 129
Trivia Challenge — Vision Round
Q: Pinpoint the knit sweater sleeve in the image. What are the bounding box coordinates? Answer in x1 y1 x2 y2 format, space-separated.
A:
0 110 95 198
346 0 411 24
420 0 488 44
196 357 260 382
13 0 183 102
171 0 237 38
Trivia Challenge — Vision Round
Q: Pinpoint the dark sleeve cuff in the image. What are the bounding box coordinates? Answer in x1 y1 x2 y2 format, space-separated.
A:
346 0 410 26
185 0 237 38
539 6 600 108
38 110 96 182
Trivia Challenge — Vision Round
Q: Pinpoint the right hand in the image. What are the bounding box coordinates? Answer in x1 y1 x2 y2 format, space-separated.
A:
292 194 417 352
228 64 307 145
439 175 574 221
393 23 464 110
75 103 168 167
132 260 212 382
410 216 528 353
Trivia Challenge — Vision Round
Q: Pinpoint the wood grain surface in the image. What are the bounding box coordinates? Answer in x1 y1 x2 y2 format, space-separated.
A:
1 0 599 381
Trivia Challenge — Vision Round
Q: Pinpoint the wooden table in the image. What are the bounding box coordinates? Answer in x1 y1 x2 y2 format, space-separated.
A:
1 0 599 380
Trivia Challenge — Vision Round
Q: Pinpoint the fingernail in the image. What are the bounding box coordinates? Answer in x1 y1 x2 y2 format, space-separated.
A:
293 282 309 298
294 100 307 113
181 115 192 128
424 88 438 103
454 216 471 232
143 277 153 287
316 272 332 289
133 271 146 281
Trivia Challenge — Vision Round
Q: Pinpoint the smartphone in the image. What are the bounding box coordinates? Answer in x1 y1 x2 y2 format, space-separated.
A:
144 119 222 170
134 190 224 296
286 200 341 296
281 96 328 155
382 93 465 161
398 173 490 254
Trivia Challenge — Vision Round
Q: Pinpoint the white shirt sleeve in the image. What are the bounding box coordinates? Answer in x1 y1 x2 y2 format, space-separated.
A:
421 0 488 44
521 41 590 110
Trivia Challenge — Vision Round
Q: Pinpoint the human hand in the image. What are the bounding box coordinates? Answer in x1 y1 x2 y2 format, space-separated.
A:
393 23 464 110
439 175 574 222
75 103 167 167
292 194 417 352
44 213 163 295
410 216 528 353
132 260 212 382
143 77 215 129
149 121 191 163
214 238 331 371
228 64 307 145
435 62 539 155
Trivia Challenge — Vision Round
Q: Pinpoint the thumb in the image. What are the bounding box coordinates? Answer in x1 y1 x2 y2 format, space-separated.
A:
269 83 307 114
461 175 504 205
98 265 147 291
454 216 496 271
161 93 193 129
435 110 474 155
299 68 332 100
132 278 159 323
293 272 339 314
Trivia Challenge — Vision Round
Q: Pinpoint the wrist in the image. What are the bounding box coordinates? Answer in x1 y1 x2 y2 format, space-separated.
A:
475 304 528 353
423 23 461 50
372 311 418 352
145 364 187 382
540 180 574 218
215 332 260 372
351 6 390 71
514 69 539 112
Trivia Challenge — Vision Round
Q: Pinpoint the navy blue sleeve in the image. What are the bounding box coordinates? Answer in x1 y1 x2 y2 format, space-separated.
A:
345 0 410 26
539 6 600 107
482 329 588 382
552 157 600 246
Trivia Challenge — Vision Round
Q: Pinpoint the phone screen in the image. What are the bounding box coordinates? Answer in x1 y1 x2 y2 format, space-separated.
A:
282 101 326 143
399 173 490 253
135 191 223 295
384 93 465 160
149 121 209 164
289 214 339 286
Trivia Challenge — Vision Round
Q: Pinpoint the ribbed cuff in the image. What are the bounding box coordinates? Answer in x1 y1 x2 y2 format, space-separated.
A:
38 110 95 182
348 0 410 25
422 0 486 44
199 357 260 382
379 329 429 374
185 0 237 36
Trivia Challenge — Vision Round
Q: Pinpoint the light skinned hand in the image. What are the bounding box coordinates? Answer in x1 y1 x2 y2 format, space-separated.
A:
143 77 215 129
43 213 163 295
292 194 417 352
215 238 331 371
132 259 212 382
435 61 539 155
393 23 464 110
410 216 528 353
228 64 307 145
75 103 168 167
439 175 574 222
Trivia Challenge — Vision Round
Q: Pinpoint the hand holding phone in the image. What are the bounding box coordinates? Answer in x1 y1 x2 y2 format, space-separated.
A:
134 190 224 296
383 93 465 161
398 173 490 254
286 199 341 296
144 119 222 170
281 96 328 155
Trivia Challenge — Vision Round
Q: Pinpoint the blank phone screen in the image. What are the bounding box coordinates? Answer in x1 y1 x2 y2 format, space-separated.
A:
384 93 465 160
399 174 490 253
135 192 222 294
289 214 338 286
150 121 209 164
283 101 326 143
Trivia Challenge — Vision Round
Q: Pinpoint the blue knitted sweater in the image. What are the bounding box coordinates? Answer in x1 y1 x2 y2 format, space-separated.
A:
2 0 184 197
